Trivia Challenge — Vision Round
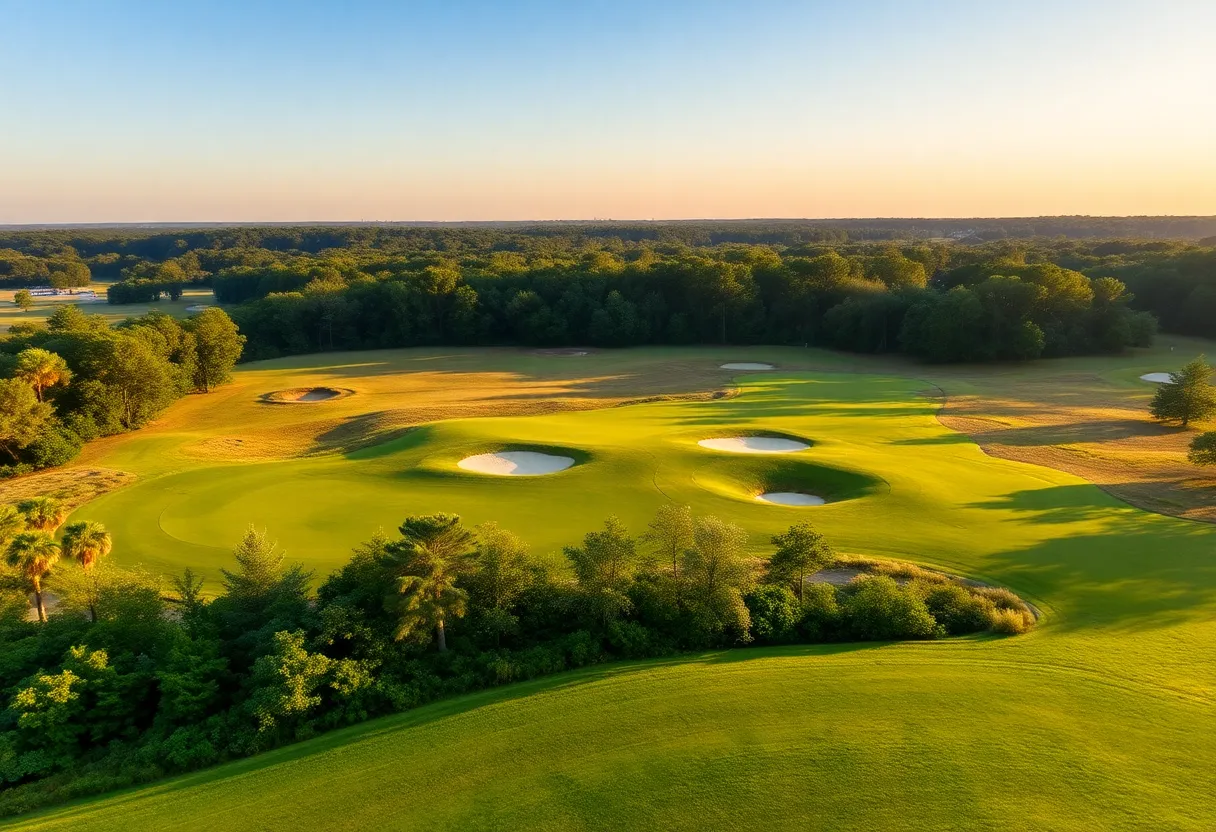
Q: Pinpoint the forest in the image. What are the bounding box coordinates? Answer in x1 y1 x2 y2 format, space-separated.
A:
0 503 1034 817
0 306 244 477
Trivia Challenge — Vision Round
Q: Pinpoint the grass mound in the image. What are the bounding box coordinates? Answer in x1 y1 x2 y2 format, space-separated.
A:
694 455 884 506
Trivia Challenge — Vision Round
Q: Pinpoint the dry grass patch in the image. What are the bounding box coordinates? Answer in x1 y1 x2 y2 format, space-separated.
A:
0 467 135 511
89 350 734 465
929 375 1216 522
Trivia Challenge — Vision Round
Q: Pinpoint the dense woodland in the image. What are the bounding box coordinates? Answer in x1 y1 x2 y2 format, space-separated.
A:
5 222 1216 364
0 503 1034 817
0 306 244 477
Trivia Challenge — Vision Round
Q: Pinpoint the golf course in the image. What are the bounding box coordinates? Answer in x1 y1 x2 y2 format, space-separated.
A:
4 343 1215 830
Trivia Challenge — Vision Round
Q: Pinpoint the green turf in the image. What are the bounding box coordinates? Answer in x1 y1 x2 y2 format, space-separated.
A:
9 348 1216 830
70 371 1077 584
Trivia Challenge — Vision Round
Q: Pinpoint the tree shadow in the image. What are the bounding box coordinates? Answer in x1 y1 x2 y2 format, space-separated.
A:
967 484 1130 524
971 487 1216 632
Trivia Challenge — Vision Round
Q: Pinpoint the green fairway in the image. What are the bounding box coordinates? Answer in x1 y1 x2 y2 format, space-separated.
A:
9 347 1216 830
69 370 1089 591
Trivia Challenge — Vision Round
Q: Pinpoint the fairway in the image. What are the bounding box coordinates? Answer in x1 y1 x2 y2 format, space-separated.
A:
6 346 1216 830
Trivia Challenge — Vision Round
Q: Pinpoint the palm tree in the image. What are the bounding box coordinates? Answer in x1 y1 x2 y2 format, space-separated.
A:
0 504 25 545
17 497 66 532
6 532 61 622
61 521 112 622
15 348 72 402
383 514 475 651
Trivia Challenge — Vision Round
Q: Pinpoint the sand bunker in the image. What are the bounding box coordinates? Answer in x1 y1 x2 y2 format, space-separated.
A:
185 304 212 312
534 348 590 356
755 492 826 506
1140 372 1173 384
458 451 575 476
262 387 353 404
698 437 809 454
720 362 774 370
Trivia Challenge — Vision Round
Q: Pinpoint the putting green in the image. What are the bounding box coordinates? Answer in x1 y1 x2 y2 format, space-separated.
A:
20 348 1216 830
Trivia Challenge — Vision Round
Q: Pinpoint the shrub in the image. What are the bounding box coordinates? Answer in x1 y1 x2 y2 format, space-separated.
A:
917 582 995 635
21 424 83 468
976 586 1033 614
989 607 1035 635
798 582 842 641
745 585 801 644
842 576 938 641
607 619 663 657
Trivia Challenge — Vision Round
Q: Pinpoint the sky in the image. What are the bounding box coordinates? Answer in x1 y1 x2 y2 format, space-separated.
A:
2 0 1214 223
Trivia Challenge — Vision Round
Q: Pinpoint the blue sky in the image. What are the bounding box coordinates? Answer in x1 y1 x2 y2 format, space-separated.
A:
2 0 1213 222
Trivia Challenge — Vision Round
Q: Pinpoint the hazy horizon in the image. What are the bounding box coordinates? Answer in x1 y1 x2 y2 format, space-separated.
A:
3 0 1213 224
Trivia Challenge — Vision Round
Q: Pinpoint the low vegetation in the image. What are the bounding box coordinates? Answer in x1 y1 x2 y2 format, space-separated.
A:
0 503 1030 818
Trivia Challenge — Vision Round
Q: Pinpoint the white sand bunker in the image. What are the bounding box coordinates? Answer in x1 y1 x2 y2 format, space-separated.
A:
698 437 809 454
185 304 212 312
458 451 575 476
720 362 774 370
1140 372 1173 384
755 492 826 506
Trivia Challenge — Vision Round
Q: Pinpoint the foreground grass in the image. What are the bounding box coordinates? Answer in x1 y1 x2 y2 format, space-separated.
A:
8 646 1214 832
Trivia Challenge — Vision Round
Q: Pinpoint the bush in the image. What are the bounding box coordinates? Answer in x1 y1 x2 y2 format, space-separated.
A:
989 608 1034 635
916 582 995 636
20 424 83 468
745 585 801 644
798 583 842 641
842 576 938 641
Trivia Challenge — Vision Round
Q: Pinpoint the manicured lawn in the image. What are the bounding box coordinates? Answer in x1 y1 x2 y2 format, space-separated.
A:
6 345 1215 830
9 647 1214 831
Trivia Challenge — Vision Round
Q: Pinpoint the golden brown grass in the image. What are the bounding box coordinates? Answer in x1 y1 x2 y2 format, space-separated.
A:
73 348 738 468
931 371 1216 522
0 467 136 512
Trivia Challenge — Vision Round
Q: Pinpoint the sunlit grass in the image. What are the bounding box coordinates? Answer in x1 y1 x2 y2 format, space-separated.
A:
10 343 1216 830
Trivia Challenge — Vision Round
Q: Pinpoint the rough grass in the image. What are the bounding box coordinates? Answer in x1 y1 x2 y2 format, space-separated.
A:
925 339 1216 522
11 343 1216 830
0 467 136 513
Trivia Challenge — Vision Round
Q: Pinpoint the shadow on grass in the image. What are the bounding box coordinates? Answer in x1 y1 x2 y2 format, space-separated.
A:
967 484 1124 523
970 486 1216 632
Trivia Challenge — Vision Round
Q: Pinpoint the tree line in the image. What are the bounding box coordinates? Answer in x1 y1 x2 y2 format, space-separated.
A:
0 307 245 477
216 245 1155 363
9 227 1216 357
13 227 1216 360
0 501 1033 817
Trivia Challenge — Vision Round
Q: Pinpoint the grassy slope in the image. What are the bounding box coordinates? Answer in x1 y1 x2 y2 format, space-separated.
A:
11 649 1214 832
6 345 1216 830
